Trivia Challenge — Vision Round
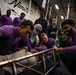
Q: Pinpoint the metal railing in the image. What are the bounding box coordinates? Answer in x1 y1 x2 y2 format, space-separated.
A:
0 48 60 75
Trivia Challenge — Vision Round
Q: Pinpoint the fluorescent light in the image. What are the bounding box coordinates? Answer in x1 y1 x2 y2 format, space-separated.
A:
61 16 64 19
55 5 59 9
42 0 47 9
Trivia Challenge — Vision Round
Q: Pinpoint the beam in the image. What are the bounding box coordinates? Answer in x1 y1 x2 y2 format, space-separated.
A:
73 0 76 22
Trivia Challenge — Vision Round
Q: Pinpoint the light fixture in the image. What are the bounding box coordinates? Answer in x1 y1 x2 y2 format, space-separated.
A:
61 16 64 19
42 0 47 9
55 5 59 9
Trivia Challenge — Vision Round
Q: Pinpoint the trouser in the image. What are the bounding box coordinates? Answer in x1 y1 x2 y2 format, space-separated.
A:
60 52 76 74
0 38 12 55
0 49 38 75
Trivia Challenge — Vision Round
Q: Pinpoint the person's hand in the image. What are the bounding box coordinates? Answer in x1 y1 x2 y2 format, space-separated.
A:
21 46 28 51
53 46 62 52
40 45 47 49
30 49 38 53
0 57 3 62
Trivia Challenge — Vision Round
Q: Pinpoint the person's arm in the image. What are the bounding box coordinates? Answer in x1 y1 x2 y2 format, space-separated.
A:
0 57 4 62
21 37 39 53
22 37 32 51
63 45 76 53
53 46 62 52
53 45 76 53
39 42 47 48
0 25 12 37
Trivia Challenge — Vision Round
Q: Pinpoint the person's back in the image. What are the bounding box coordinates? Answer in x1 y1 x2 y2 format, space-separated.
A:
13 12 25 27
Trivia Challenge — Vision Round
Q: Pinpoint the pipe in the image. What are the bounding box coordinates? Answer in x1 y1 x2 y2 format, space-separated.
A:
66 0 70 19
0 48 53 66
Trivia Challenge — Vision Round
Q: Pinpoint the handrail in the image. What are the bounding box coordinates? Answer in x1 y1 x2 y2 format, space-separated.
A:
0 48 53 66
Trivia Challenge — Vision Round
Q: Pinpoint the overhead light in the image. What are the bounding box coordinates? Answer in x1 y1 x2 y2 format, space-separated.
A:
42 0 47 9
55 5 59 9
61 16 64 19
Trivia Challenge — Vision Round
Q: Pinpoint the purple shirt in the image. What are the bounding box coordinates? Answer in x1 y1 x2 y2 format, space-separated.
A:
13 17 23 27
63 30 76 53
34 38 55 55
40 38 55 48
1 15 12 25
0 25 21 52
